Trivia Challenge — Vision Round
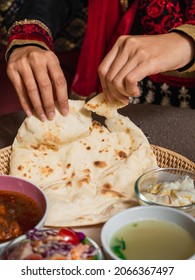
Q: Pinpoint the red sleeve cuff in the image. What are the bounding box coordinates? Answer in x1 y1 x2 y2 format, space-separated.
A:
6 19 54 60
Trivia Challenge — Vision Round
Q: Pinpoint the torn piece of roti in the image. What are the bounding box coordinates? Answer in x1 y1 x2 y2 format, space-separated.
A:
84 92 126 118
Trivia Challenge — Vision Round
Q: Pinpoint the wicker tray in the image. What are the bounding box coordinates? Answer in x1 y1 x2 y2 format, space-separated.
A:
0 145 194 175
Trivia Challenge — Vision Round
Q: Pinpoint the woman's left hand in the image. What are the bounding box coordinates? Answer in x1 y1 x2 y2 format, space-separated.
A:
98 32 195 104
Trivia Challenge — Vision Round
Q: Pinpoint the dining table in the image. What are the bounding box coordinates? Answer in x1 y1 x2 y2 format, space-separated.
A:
0 103 195 247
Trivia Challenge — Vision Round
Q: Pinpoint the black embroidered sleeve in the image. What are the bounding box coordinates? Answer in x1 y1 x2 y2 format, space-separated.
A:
14 0 88 39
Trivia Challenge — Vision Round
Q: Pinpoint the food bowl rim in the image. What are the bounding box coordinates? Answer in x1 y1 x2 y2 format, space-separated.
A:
134 167 195 209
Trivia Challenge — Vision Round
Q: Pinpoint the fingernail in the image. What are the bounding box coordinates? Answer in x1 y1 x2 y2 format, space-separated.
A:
40 114 47 122
48 112 55 120
61 108 68 116
128 97 133 104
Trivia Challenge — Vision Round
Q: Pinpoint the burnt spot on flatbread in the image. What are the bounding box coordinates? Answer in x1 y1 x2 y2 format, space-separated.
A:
66 163 71 169
33 153 38 157
86 103 100 111
92 121 102 130
81 142 87 146
101 188 125 198
115 150 128 159
66 181 72 187
102 183 112 190
76 177 90 188
17 165 24 171
100 98 108 105
40 165 54 177
118 119 125 126
125 128 131 134
23 173 27 177
43 132 61 144
93 161 107 168
31 143 59 151
83 169 91 175
86 146 91 150
71 172 76 178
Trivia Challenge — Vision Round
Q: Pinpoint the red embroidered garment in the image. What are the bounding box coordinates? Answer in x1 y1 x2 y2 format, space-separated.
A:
138 0 195 34
5 0 195 106
7 22 54 54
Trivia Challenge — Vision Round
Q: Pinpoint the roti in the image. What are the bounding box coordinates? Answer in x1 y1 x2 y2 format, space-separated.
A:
84 92 125 118
9 95 157 226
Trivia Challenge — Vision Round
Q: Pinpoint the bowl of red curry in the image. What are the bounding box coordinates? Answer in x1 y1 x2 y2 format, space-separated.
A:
0 175 48 251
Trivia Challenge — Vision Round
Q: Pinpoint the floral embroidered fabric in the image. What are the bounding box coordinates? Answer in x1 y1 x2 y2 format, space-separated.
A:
6 20 53 59
132 77 195 109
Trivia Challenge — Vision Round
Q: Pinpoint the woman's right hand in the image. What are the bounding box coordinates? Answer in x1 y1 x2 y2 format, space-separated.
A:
7 46 69 121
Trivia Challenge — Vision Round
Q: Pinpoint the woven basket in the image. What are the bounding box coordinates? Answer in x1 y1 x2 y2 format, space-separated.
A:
0 145 194 175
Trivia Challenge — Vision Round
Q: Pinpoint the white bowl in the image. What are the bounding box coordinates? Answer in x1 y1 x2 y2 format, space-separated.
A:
101 206 195 260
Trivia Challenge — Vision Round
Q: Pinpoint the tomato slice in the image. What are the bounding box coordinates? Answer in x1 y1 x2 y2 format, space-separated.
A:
58 228 80 245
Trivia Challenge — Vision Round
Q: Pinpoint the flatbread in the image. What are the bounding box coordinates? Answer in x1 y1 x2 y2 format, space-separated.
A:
9 97 157 226
84 92 125 118
10 100 92 186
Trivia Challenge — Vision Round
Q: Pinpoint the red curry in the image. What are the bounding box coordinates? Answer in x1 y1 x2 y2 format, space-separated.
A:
0 190 42 243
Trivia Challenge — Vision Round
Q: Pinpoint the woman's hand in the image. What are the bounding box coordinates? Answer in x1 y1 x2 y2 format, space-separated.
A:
7 46 69 121
98 32 195 104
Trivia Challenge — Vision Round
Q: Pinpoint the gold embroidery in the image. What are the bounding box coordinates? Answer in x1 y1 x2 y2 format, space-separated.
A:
0 0 14 12
120 0 129 12
7 19 52 38
5 39 51 61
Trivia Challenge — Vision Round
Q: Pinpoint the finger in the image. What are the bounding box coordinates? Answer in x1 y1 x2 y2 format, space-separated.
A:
32 64 55 120
125 60 156 95
105 43 141 94
111 58 142 98
18 65 47 121
99 42 140 102
98 45 119 101
108 90 129 104
47 56 69 116
6 68 33 117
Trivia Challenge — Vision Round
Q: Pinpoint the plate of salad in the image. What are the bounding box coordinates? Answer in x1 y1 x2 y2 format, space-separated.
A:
1 228 104 260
